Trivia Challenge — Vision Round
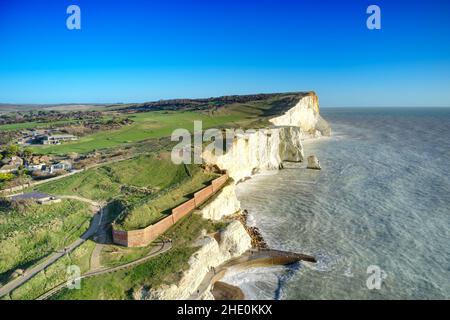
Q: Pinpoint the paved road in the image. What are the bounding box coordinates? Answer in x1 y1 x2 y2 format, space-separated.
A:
0 204 104 298
37 240 172 300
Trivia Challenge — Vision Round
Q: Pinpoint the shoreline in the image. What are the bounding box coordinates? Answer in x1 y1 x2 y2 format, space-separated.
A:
213 135 329 299
237 209 268 249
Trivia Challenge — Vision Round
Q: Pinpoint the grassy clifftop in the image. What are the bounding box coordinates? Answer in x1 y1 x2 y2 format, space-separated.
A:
26 92 309 155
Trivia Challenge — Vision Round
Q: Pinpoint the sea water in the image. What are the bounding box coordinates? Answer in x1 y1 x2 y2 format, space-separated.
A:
225 107 450 300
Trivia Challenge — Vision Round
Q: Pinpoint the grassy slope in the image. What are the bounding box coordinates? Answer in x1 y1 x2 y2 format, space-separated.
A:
36 152 218 230
116 167 217 230
52 213 225 300
4 240 96 300
35 154 192 202
0 199 92 282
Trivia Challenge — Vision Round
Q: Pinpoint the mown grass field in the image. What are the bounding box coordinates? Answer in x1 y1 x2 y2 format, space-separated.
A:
52 213 226 300
30 110 247 155
0 199 92 283
35 153 195 202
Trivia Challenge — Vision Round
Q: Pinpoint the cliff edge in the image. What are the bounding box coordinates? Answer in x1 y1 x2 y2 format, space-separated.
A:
269 92 330 137
203 92 330 182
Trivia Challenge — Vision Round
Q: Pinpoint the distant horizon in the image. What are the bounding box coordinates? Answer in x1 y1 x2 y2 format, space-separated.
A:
1 93 450 109
1 0 450 107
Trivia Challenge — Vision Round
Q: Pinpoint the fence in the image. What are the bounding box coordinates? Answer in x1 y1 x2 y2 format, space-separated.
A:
112 173 229 247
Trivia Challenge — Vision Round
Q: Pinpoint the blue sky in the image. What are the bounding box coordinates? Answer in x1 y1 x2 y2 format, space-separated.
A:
0 0 449 106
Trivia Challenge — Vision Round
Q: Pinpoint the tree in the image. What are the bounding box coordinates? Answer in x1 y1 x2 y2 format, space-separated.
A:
3 144 20 158
22 148 33 160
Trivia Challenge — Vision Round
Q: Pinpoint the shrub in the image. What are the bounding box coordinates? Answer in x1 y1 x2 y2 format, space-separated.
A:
0 173 15 182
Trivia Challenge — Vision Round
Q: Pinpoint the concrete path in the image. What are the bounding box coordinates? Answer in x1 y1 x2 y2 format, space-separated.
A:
0 203 104 299
88 201 112 271
89 244 105 272
58 195 102 207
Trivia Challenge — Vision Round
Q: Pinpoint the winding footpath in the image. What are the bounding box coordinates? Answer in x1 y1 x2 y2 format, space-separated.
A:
0 196 104 299
36 240 172 300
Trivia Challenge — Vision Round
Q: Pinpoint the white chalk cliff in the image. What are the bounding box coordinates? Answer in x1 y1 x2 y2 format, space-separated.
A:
198 183 241 221
202 93 329 182
203 126 304 183
269 93 331 137
138 221 251 300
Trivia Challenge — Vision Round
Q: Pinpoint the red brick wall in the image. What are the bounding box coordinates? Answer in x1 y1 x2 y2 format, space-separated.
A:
172 198 196 223
194 185 214 207
112 173 229 247
151 215 175 237
212 174 228 192
127 229 147 247
172 199 195 217
112 229 128 246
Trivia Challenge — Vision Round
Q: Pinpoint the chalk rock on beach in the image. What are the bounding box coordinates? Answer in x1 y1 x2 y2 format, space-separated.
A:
307 155 321 170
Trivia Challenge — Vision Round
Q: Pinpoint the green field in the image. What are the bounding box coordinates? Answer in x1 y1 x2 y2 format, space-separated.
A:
0 119 79 132
30 110 247 155
52 213 225 300
0 199 92 283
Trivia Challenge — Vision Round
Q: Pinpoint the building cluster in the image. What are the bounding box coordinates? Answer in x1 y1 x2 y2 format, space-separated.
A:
0 154 73 175
17 130 78 146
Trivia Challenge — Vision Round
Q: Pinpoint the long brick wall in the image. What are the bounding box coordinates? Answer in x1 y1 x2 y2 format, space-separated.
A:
172 198 196 224
194 185 214 207
112 173 229 247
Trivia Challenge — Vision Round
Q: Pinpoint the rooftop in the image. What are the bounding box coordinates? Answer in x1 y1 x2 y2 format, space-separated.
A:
46 134 77 139
11 192 52 201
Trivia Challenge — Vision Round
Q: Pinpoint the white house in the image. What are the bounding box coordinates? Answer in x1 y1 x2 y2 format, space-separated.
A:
25 163 46 172
49 160 72 173
42 134 78 145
